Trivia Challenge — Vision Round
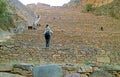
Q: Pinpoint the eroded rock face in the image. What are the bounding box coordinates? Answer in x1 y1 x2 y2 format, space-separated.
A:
6 0 35 25
33 64 63 77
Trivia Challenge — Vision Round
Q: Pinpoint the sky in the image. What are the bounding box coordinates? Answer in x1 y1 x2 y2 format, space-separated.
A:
19 0 70 6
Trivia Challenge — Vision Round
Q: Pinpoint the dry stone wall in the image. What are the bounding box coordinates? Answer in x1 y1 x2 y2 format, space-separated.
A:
0 63 120 77
0 44 118 65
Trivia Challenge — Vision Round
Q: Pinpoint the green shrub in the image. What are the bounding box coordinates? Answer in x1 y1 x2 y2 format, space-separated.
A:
0 0 7 16
0 16 15 31
84 60 92 65
0 0 15 31
85 3 95 12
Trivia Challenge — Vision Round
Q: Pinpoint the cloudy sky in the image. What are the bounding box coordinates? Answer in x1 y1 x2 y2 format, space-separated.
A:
19 0 70 6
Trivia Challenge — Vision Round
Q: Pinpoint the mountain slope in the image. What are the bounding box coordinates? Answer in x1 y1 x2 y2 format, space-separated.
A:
7 0 35 26
67 0 119 19
0 4 120 65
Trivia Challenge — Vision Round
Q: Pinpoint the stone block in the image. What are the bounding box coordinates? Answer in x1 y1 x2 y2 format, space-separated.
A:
102 65 120 71
12 63 33 76
97 56 110 63
33 64 63 77
77 66 93 73
62 65 77 71
65 73 80 77
0 64 13 72
0 72 25 77
13 63 33 71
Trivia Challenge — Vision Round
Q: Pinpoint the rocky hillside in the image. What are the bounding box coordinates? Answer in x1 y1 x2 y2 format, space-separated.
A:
0 2 120 65
66 0 113 6
0 1 120 77
7 0 35 26
0 0 35 32
65 0 120 19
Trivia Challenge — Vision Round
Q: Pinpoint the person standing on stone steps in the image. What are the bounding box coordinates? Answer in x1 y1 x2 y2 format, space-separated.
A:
44 24 53 48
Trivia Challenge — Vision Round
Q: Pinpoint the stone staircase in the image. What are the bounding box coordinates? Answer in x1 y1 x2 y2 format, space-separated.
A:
0 6 120 66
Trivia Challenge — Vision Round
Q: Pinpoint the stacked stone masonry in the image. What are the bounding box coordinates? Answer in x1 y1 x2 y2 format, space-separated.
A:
0 63 120 77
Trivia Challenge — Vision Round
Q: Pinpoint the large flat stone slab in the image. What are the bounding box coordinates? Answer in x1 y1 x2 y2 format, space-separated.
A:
97 56 110 63
33 64 63 77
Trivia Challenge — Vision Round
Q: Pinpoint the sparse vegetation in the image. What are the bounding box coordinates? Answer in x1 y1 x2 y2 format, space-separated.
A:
0 0 15 31
0 0 7 16
82 0 120 19
93 0 120 19
84 60 92 65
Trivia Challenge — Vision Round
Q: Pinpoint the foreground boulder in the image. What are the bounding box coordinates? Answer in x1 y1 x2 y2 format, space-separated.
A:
33 64 63 77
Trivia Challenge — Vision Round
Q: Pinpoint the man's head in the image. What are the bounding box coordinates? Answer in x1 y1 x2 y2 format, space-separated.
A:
46 24 49 28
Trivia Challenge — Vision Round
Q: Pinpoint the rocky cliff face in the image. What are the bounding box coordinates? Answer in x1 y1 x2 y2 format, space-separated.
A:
7 0 35 26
